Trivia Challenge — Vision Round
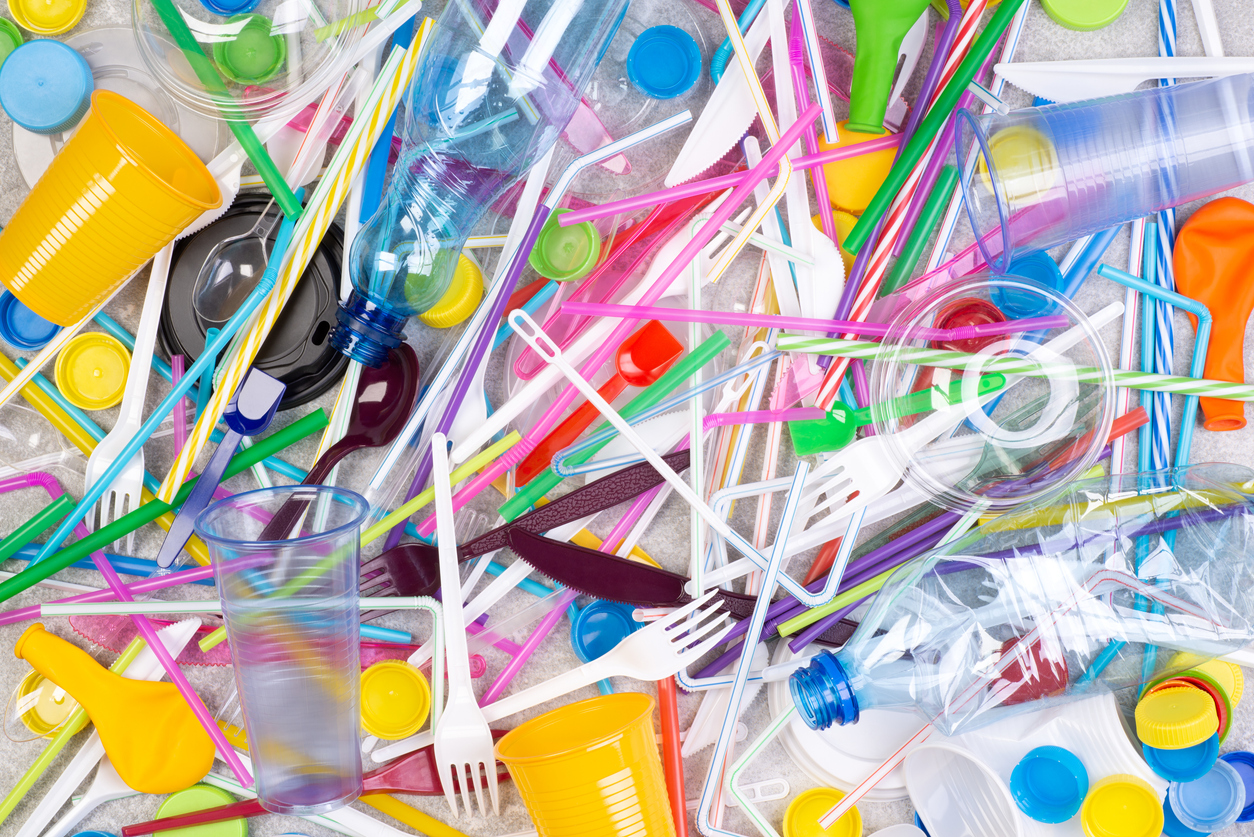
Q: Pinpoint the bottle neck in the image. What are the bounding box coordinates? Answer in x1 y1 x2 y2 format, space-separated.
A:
331 290 408 367
789 649 859 730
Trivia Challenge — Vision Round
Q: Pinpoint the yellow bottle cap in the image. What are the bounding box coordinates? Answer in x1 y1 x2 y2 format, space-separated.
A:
783 787 862 837
7 0 84 36
360 661 431 740
1080 774 1163 837
1136 684 1218 750
55 332 130 411
1169 652 1244 706
15 669 77 737
419 253 483 328
979 125 1061 207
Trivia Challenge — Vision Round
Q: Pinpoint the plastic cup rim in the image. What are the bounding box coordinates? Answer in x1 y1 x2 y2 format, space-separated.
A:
496 692 654 765
955 106 1014 275
195 485 370 547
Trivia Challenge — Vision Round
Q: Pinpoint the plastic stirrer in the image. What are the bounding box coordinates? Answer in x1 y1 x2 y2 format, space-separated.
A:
561 301 1069 340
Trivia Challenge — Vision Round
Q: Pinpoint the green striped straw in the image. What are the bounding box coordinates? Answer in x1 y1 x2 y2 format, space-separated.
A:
778 335 1254 401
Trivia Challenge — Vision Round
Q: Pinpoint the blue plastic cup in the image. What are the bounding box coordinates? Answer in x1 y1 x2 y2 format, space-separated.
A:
956 73 1254 272
196 486 368 816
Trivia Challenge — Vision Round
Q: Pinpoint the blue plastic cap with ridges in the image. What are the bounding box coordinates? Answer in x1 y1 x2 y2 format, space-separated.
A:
626 25 701 100
1144 733 1220 783
0 40 92 135
0 291 60 350
1168 757 1246 833
789 649 859 730
1010 745 1089 823
1220 751 1254 822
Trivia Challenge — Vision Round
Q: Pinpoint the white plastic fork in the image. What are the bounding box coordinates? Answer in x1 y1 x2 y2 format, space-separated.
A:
83 244 172 550
373 592 732 763
431 432 499 818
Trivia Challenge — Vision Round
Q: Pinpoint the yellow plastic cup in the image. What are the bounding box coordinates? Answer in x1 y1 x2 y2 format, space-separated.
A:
495 693 676 837
0 90 220 326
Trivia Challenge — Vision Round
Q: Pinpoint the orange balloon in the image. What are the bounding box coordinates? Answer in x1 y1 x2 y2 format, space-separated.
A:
1174 197 1254 431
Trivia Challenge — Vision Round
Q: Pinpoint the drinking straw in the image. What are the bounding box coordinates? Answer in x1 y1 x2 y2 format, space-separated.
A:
694 465 806 837
500 332 731 519
43 597 432 616
846 0 1028 254
0 409 327 605
791 0 836 141
381 112 694 551
0 565 216 627
557 136 902 227
1113 221 1146 474
0 496 73 563
5 547 214 585
164 28 431 504
788 5 834 242
1153 0 1179 477
361 794 472 837
882 165 960 296
562 300 1067 340
145 0 302 218
0 636 148 825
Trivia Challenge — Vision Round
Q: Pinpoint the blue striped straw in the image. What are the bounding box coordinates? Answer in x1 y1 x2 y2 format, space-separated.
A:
1150 0 1179 481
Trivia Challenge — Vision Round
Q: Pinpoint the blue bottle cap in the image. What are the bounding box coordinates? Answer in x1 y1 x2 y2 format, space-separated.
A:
0 40 91 135
570 600 639 663
1162 798 1208 837
1168 758 1246 833
626 26 701 100
1144 733 1220 783
1009 745 1089 823
0 291 60 350
996 252 1064 318
1220 751 1254 821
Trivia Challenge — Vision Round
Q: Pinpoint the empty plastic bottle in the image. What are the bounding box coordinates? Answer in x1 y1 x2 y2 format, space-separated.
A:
790 465 1254 737
332 0 629 366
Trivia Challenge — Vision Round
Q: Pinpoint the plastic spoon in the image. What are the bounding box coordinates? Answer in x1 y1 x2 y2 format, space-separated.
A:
193 200 281 324
516 320 684 485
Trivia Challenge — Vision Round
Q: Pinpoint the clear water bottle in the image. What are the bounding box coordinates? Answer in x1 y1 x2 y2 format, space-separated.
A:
332 0 629 366
790 465 1254 737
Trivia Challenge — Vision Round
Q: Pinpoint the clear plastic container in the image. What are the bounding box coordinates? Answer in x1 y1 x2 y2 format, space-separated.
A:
956 73 1254 272
196 486 368 816
790 464 1254 738
868 273 1114 513
332 0 630 366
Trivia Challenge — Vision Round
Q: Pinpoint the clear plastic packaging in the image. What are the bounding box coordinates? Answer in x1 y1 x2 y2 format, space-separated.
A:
791 465 1254 738
956 73 1254 272
868 272 1114 513
332 0 631 366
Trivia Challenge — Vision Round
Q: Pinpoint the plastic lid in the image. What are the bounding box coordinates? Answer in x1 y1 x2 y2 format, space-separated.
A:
0 40 91 134
571 601 640 663
529 209 602 282
1080 775 1164 837
1169 652 1244 706
7 0 82 35
1040 0 1129 31
625 25 701 100
998 253 1064 317
1162 797 1207 837
360 661 430 740
212 14 285 85
0 19 22 66
782 787 862 837
1168 758 1246 833
1010 745 1089 823
418 254 483 328
0 291 59 350
1136 684 1219 749
154 784 246 837
1143 733 1219 783
1171 673 1233 743
1220 752 1254 822
55 333 130 411
197 0 260 16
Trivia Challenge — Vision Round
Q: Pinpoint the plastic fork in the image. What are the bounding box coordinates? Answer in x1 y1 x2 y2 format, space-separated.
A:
83 245 173 551
431 432 499 818
43 757 136 837
371 592 732 763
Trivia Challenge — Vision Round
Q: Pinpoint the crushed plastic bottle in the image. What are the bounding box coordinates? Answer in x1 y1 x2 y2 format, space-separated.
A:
332 0 629 366
790 465 1254 737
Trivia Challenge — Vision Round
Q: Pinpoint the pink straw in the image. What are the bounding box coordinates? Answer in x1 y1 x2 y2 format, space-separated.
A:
557 114 896 227
561 301 1070 341
415 105 825 538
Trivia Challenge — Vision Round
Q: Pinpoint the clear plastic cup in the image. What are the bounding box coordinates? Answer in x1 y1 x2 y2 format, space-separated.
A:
956 73 1254 272
195 486 367 816
0 90 220 326
495 693 675 837
868 272 1113 512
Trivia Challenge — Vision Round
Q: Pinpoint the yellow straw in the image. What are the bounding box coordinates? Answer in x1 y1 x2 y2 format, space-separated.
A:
361 793 474 837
